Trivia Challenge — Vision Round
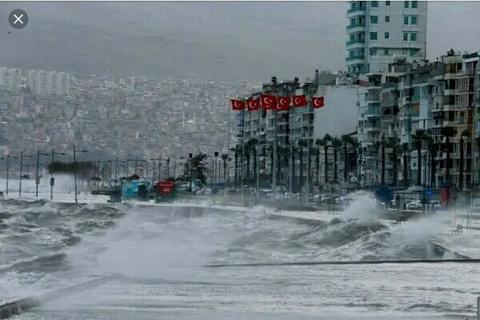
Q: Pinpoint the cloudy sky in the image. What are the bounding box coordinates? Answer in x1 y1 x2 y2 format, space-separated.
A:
0 2 479 80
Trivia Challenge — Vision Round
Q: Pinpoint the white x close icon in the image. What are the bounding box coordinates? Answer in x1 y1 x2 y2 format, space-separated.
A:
13 13 24 25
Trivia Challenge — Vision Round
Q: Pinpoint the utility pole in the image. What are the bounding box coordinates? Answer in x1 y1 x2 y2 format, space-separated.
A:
73 145 78 204
271 77 278 197
214 152 219 185
158 157 162 181
35 149 40 198
5 155 10 196
19 152 23 198
166 158 170 179
240 111 246 203
115 158 119 182
189 153 193 193
50 148 55 200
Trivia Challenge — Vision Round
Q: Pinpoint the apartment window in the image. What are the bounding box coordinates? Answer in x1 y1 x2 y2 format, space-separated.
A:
385 16 390 22
410 49 417 56
404 1 409 8
385 0 391 5
370 48 377 56
384 48 389 56
371 1 379 7
370 32 378 40
384 32 390 39
411 16 417 24
370 16 378 24
404 16 409 25
403 33 409 41
410 32 417 41
412 0 418 8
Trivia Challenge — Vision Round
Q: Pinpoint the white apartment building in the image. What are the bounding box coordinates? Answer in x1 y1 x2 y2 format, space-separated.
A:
27 69 70 95
346 0 427 75
0 67 21 92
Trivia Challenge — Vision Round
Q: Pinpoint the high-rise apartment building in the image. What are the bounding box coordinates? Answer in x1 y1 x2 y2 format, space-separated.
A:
346 0 427 75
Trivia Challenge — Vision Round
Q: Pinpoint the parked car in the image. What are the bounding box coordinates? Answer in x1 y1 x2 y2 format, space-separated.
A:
430 200 441 209
406 200 422 210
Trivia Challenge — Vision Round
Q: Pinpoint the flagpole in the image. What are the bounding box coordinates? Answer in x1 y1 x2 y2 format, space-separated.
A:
306 89 313 205
256 107 261 201
240 109 245 205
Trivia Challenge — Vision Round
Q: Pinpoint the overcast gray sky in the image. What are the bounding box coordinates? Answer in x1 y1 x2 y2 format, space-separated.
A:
0 1 479 80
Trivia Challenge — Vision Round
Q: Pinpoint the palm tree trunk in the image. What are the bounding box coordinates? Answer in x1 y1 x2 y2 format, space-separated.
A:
459 138 464 190
307 147 312 193
234 150 238 184
381 141 385 185
430 144 436 189
299 147 304 192
417 140 422 186
291 151 296 192
392 146 397 186
246 154 250 183
403 149 408 188
316 147 320 187
344 141 348 183
324 145 328 184
333 147 338 182
253 143 257 184
445 136 450 184
270 148 274 186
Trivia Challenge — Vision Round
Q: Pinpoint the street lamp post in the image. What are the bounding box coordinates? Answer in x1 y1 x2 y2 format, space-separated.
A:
73 145 88 204
189 153 193 193
213 152 219 185
49 148 66 200
150 157 163 182
73 145 77 204
18 152 33 198
1 155 17 196
35 149 50 198
165 158 170 180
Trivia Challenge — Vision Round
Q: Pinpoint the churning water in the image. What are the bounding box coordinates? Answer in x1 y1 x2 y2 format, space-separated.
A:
0 195 479 319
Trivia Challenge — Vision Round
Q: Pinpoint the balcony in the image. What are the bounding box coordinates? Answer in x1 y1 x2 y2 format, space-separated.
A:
347 7 366 17
346 55 365 62
346 38 366 47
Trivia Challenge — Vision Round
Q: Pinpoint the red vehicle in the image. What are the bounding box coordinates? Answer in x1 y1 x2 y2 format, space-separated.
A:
155 181 176 201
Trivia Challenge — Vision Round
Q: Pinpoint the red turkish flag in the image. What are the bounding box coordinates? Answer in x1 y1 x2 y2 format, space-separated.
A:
312 96 325 109
277 96 291 111
231 99 246 111
246 98 260 111
293 95 307 107
260 94 277 110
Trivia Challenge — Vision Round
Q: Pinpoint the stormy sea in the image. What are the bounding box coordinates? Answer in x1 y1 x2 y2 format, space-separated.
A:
0 195 479 320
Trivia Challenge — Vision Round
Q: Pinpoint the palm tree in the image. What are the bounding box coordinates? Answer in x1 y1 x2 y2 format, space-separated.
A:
244 139 254 183
277 145 290 186
386 137 400 187
321 134 332 184
251 138 259 185
402 143 410 188
230 145 242 185
426 137 436 189
298 139 309 191
459 129 470 190
412 129 428 186
341 135 355 183
331 137 342 183
288 143 299 192
315 139 322 188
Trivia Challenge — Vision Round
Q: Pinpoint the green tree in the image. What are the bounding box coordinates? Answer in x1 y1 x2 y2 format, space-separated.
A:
331 137 342 183
181 153 210 185
412 129 428 186
319 134 332 184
